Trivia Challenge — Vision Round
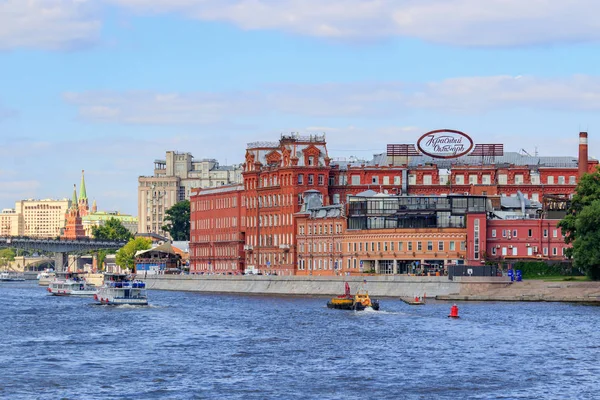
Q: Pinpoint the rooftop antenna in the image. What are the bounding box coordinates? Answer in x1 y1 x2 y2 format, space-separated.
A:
520 148 533 157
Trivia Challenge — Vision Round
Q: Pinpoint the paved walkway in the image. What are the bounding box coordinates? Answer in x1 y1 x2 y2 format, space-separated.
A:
437 280 600 303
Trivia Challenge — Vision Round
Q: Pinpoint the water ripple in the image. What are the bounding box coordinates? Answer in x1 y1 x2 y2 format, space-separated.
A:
1 282 600 399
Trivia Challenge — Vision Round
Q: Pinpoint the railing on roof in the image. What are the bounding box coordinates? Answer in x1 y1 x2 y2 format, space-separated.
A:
281 133 326 142
247 133 326 149
247 141 280 149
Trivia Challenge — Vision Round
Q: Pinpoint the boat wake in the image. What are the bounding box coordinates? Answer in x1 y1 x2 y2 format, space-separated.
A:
355 308 404 315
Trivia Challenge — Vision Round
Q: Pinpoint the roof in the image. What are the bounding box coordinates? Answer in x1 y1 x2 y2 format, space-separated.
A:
332 151 590 170
81 212 138 222
135 232 169 242
135 242 179 257
310 206 343 219
193 184 244 196
246 134 329 167
171 240 189 253
353 189 379 197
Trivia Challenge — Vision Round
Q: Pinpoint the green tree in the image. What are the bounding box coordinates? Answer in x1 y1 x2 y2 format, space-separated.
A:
162 200 190 240
0 248 16 268
95 249 111 271
558 169 600 279
91 217 133 241
115 237 152 272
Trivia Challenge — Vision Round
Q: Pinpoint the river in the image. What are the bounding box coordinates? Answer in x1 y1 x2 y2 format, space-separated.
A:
1 281 598 399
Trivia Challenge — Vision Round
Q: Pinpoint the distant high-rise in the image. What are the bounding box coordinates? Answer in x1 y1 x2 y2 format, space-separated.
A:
138 151 243 237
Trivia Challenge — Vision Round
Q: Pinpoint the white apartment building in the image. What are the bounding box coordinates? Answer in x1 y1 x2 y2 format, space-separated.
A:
138 151 243 236
1 199 71 238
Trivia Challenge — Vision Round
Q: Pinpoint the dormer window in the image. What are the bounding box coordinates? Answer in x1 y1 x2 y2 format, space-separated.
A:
308 156 314 166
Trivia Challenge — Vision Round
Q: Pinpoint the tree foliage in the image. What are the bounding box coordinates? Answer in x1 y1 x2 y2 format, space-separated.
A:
0 248 16 267
558 169 600 279
162 200 190 241
95 249 111 271
115 237 152 272
91 218 133 241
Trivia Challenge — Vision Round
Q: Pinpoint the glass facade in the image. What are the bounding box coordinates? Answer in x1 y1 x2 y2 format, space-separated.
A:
347 195 487 230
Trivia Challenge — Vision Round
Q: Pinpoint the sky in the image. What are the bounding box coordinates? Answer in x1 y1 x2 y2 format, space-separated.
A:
1 0 600 216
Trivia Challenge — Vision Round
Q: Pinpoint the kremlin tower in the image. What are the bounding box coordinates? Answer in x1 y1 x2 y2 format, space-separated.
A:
78 170 90 217
62 184 87 239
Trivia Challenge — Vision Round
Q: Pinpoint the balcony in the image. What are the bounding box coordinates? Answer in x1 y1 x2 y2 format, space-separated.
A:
243 245 253 251
279 244 291 251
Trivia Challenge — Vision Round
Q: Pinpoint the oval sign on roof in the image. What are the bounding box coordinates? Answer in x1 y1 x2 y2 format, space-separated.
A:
417 129 474 159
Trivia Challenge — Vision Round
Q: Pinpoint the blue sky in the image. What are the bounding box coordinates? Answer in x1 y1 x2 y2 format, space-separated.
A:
1 0 600 216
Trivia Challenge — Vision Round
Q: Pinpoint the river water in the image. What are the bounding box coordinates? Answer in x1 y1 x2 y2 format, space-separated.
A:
1 281 599 400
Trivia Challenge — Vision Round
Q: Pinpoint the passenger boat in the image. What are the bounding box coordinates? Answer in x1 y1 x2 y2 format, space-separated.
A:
37 270 56 286
47 271 97 296
327 282 380 311
94 273 148 305
0 271 25 281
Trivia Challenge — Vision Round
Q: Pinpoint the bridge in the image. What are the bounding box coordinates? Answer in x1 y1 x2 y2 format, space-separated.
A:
0 237 127 272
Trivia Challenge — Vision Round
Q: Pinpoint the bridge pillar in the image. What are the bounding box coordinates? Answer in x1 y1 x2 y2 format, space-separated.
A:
55 252 68 272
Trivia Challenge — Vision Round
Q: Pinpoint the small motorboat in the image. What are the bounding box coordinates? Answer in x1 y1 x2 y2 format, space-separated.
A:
404 296 426 305
327 282 380 311
37 270 55 286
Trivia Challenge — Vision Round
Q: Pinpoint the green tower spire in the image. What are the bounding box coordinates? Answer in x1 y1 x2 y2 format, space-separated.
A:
79 169 87 201
71 184 78 209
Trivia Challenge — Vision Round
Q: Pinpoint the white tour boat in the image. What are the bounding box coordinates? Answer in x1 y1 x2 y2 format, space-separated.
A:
37 270 56 286
47 271 97 296
0 271 25 281
94 273 148 305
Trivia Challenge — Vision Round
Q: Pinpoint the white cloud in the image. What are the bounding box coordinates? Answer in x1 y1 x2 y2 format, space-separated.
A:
109 0 600 46
63 75 600 125
0 0 101 50
3 0 600 50
63 90 266 125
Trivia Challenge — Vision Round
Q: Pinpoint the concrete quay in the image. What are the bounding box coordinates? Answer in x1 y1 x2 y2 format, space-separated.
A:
141 274 511 298
437 279 600 303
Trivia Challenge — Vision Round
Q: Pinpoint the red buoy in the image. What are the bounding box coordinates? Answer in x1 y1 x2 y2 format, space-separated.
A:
448 304 460 318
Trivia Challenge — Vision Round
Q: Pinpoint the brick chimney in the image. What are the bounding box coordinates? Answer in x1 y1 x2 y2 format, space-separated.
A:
579 132 589 178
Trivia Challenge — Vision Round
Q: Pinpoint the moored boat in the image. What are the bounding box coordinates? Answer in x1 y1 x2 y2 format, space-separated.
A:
37 270 56 286
0 271 25 282
94 273 148 306
327 282 380 311
402 296 426 305
47 271 97 296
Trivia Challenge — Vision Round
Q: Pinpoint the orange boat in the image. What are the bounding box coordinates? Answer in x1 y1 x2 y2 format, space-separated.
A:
327 282 380 311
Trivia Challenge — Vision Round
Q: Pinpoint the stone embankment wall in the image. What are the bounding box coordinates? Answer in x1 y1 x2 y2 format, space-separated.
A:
141 274 510 298
440 279 600 302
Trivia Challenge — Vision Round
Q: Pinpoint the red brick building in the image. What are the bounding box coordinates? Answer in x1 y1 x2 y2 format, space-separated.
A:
486 219 567 262
189 184 246 274
189 130 593 275
328 131 596 205
242 134 331 276
295 190 345 276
